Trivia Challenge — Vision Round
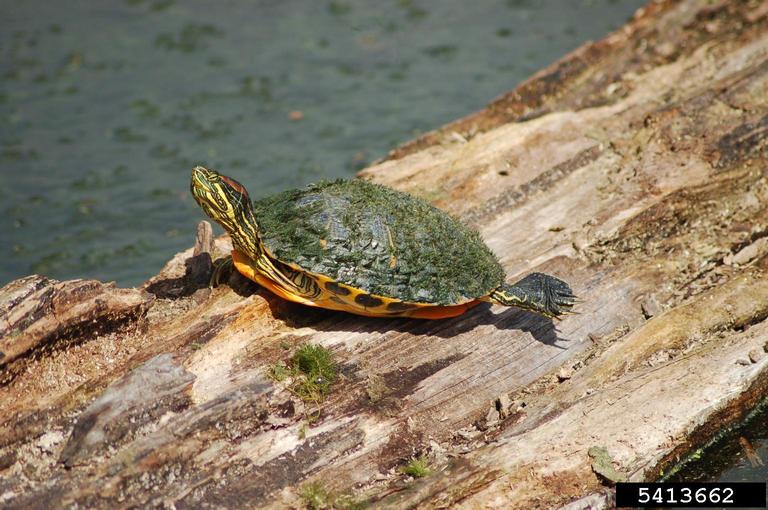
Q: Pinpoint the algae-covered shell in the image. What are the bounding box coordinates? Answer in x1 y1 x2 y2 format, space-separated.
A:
253 179 505 305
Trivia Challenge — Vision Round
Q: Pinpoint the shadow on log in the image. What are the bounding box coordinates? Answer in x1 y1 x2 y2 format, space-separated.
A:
1 1 768 508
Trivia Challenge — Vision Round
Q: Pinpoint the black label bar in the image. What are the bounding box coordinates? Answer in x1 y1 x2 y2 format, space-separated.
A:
616 482 766 508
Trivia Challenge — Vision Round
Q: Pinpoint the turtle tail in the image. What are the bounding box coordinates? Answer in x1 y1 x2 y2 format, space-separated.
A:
488 272 577 319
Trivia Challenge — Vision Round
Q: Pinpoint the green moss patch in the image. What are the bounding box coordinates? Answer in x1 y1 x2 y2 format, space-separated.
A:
267 343 337 405
300 481 332 510
299 481 367 510
400 456 431 478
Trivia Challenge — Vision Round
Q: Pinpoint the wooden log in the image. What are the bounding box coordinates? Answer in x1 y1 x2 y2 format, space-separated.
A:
1 1 767 508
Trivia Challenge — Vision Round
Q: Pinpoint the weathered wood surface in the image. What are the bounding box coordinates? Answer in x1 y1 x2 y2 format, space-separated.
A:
1 1 768 508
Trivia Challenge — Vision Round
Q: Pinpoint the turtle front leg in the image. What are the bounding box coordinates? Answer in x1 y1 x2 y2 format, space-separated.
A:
210 255 234 287
486 272 577 319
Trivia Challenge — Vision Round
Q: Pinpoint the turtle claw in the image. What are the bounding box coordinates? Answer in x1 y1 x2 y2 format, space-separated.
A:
210 256 234 287
490 272 578 319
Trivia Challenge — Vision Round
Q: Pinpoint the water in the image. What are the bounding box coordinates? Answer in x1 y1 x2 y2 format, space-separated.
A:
1 0 645 287
665 400 768 509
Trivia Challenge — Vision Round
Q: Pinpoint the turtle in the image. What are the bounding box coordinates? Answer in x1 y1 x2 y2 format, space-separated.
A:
190 166 576 320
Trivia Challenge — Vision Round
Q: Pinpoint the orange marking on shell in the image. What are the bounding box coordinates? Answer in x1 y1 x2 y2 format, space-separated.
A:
231 249 478 320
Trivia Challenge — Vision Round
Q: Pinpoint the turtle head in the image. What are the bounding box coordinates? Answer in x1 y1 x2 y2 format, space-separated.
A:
191 166 262 254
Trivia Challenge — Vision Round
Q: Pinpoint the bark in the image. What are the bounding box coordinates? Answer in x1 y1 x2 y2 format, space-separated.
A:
2 1 768 508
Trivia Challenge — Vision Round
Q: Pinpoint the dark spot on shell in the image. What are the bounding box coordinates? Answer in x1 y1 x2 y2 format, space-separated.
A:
355 294 383 308
325 281 350 296
386 301 417 312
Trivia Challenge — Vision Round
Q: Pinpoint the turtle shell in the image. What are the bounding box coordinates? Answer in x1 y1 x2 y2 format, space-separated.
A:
252 179 505 305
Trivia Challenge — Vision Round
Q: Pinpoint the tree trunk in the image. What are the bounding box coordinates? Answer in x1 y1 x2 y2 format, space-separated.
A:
2 1 768 508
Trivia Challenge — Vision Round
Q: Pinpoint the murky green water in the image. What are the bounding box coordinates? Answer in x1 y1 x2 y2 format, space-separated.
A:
668 399 768 500
1 0 645 287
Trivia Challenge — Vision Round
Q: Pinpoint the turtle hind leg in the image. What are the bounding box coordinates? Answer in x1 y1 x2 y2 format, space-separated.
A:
210 255 234 287
487 272 577 319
